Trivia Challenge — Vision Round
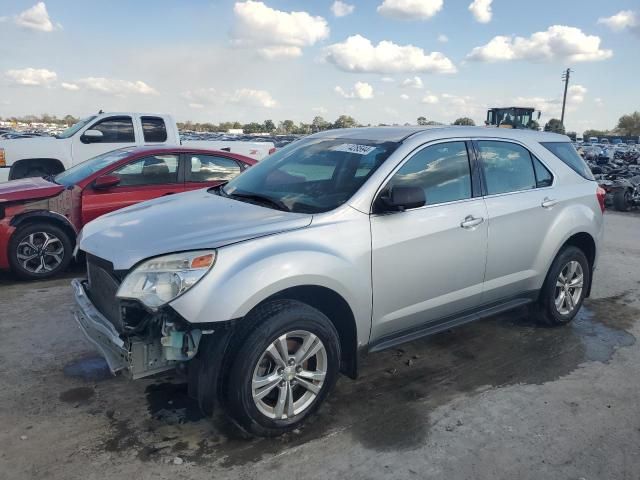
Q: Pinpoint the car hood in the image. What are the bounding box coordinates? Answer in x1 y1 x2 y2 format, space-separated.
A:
79 188 312 270
0 176 64 203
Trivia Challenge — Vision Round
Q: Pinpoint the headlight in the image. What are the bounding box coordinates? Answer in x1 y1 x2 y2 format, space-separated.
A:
116 250 216 309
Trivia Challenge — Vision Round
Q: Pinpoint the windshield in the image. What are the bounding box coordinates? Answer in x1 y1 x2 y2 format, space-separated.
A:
222 137 400 213
54 147 136 186
56 116 97 139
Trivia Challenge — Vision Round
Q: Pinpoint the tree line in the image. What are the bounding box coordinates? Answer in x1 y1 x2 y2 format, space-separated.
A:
543 111 640 139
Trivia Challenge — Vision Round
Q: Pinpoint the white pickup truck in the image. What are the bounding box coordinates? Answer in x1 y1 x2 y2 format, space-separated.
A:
0 112 275 182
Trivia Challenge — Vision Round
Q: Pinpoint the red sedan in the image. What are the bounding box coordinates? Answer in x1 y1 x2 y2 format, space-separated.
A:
0 146 256 279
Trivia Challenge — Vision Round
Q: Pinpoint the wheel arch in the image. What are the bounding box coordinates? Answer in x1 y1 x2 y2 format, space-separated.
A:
10 210 77 248
556 231 596 297
9 158 65 180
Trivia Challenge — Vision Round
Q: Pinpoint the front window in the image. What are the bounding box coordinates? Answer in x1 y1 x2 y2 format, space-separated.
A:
54 148 137 186
56 116 97 139
222 137 399 213
111 154 179 186
83 116 135 143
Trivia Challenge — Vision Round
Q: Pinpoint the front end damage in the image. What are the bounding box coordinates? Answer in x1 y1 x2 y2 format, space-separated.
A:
72 273 207 380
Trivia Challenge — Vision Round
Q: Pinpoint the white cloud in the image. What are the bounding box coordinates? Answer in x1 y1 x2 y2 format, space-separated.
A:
14 2 60 32
400 94 410 100
331 1 355 17
232 1 329 59
568 84 587 104
421 94 439 104
230 88 277 108
598 10 639 35
182 87 277 108
437 34 448 43
377 0 443 20
512 96 561 117
325 34 456 74
60 82 79 91
380 76 395 83
335 82 374 100
468 0 493 23
467 25 612 63
401 76 424 89
312 106 328 114
77 77 159 95
594 97 604 107
6 67 57 86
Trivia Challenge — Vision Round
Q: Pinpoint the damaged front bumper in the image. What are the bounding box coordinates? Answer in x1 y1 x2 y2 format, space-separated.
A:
72 278 187 379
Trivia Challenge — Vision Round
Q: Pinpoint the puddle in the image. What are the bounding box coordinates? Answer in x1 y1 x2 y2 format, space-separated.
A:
98 295 638 465
59 386 95 404
63 355 112 382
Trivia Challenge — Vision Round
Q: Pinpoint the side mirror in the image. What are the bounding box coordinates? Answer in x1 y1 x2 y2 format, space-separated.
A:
377 186 426 212
81 129 104 143
93 174 120 190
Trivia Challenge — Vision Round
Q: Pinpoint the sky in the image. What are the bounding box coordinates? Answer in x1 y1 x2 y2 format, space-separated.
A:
0 0 639 133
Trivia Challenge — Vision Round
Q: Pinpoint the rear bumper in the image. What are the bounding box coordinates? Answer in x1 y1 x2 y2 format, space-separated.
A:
0 219 15 270
72 278 128 375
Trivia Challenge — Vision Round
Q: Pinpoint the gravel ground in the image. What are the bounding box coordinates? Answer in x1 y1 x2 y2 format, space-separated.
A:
0 211 639 480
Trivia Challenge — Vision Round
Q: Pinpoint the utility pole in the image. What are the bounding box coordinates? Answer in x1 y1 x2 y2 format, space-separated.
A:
560 68 572 127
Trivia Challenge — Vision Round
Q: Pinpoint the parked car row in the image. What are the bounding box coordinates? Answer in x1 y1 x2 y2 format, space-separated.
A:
68 126 603 436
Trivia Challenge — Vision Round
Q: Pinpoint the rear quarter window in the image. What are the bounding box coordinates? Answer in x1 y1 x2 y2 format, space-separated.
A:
540 142 594 180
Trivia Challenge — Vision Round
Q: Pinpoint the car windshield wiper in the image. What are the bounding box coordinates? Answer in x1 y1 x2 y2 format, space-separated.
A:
227 191 290 212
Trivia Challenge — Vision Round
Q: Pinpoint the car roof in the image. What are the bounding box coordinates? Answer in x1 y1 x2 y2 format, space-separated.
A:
117 145 256 163
310 126 569 143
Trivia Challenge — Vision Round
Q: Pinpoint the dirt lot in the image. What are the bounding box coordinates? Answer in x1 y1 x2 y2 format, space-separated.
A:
1 211 639 480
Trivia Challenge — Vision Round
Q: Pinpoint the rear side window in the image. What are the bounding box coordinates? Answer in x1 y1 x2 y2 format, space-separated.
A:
533 156 553 187
388 141 472 205
540 142 595 180
477 141 536 195
141 116 167 143
189 155 241 182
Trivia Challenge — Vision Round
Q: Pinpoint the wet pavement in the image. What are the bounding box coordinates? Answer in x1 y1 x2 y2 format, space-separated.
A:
1 211 640 480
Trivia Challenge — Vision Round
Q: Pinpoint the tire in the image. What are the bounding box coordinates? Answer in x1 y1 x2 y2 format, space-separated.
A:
8 222 73 280
224 300 340 437
613 189 632 212
534 246 590 326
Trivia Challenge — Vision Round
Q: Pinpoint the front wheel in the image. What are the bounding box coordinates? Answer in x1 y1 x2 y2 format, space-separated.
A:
613 189 632 212
8 222 73 280
534 246 590 326
225 300 341 436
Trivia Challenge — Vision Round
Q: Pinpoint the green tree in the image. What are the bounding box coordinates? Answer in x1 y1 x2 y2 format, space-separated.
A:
583 129 608 139
616 111 640 137
333 115 358 129
544 118 565 134
566 131 577 141
417 116 427 126
311 116 330 132
263 119 276 132
528 120 540 131
452 117 475 126
243 122 264 134
279 119 296 133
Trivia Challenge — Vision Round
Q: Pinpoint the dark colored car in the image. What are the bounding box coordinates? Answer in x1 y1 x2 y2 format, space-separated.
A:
0 146 256 279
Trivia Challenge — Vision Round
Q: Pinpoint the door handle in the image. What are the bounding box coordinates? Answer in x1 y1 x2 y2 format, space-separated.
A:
460 215 484 229
541 197 558 208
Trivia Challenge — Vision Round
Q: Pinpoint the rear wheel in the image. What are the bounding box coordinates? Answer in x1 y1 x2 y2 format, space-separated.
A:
534 246 590 326
8 222 73 280
613 189 632 212
224 300 340 436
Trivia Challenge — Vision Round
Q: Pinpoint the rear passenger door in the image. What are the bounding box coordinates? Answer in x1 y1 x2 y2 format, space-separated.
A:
370 140 488 342
81 154 185 224
185 153 244 191
475 139 557 303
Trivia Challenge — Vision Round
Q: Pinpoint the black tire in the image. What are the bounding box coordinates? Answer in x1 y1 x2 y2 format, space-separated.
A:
613 189 632 212
224 300 340 437
8 222 73 280
534 246 590 326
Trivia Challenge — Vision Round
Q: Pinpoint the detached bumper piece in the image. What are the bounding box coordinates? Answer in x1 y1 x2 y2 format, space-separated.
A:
72 279 176 379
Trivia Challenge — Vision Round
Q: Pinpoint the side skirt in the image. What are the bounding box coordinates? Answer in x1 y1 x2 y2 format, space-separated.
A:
368 292 538 354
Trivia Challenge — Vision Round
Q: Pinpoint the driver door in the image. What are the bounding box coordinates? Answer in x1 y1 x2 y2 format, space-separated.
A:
71 116 138 165
370 140 488 342
81 154 184 224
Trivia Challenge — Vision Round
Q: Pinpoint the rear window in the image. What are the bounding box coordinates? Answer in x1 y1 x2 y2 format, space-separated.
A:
141 116 168 143
540 142 594 180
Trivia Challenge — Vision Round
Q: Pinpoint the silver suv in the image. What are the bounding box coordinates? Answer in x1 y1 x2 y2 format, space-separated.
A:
73 127 604 436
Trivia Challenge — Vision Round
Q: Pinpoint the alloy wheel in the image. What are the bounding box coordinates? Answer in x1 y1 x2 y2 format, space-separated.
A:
16 232 65 274
554 260 584 315
252 330 327 420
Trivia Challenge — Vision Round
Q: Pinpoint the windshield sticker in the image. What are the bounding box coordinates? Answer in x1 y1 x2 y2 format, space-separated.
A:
330 144 377 155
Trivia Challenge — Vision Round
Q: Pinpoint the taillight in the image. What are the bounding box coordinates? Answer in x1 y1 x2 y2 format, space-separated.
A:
268 147 276 155
596 186 606 213
0 148 5 167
